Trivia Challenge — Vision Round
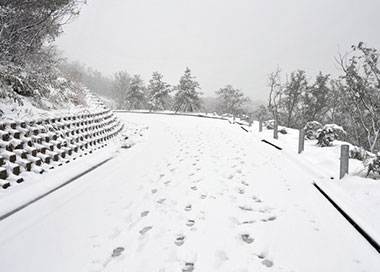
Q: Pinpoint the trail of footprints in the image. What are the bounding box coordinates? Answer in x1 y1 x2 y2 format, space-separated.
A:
90 131 278 271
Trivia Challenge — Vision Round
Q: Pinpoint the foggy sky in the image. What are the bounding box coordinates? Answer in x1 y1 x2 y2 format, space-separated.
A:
56 0 380 102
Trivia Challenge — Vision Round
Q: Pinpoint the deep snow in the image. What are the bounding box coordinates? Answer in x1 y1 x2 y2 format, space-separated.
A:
0 112 379 272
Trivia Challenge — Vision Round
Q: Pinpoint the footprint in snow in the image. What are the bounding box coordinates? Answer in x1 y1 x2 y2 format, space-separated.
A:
151 189 158 194
241 181 249 186
139 226 153 235
252 196 262 203
238 188 245 194
182 262 194 272
185 204 192 211
241 233 254 244
190 186 197 191
261 259 274 267
186 219 195 227
157 198 166 204
241 220 256 225
239 205 253 211
164 180 172 185
261 215 277 222
175 235 185 246
111 247 125 258
141 211 149 217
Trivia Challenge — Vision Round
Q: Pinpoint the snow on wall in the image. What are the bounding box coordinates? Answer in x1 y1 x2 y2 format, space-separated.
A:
0 99 124 190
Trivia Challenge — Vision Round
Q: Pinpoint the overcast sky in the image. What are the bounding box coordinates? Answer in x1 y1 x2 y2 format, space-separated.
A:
56 0 380 102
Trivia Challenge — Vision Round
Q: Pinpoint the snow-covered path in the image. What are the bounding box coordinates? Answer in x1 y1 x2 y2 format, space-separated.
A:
0 113 379 272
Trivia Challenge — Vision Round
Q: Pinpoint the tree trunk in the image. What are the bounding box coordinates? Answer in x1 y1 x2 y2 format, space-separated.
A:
370 128 380 153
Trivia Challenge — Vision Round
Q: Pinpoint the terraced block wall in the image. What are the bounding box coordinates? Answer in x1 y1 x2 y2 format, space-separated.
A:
0 109 123 189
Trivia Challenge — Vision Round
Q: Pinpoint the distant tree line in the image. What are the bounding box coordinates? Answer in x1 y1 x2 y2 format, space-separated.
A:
258 42 380 153
61 63 252 116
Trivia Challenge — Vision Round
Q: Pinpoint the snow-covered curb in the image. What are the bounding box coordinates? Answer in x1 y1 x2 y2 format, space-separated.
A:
0 142 120 219
315 177 380 247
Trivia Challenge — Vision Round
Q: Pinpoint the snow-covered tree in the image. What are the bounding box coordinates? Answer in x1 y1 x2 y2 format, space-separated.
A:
0 0 85 65
173 67 202 113
147 72 172 111
337 42 380 152
113 71 131 109
215 85 249 116
125 75 146 110
302 72 331 123
282 70 308 128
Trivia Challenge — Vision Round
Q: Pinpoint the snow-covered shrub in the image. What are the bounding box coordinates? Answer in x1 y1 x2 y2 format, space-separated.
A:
349 146 370 161
304 121 323 140
0 64 87 112
316 124 346 147
279 128 287 134
366 153 380 177
264 120 275 129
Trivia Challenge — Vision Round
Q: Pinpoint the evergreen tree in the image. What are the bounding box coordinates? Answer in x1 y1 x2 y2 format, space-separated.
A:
173 67 202 113
125 75 146 110
147 72 172 111
113 71 131 109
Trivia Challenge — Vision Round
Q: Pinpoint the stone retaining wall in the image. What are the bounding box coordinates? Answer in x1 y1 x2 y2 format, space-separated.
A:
0 109 123 189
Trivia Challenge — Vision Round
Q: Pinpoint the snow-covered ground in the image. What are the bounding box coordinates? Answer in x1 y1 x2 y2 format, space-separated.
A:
0 112 379 272
256 123 380 248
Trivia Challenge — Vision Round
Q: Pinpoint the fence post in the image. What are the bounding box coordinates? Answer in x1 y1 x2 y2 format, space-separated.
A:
259 119 263 132
340 145 349 179
273 120 278 139
249 113 253 127
298 129 305 154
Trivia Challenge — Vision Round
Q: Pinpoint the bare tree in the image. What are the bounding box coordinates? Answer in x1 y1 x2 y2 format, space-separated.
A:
267 67 283 121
